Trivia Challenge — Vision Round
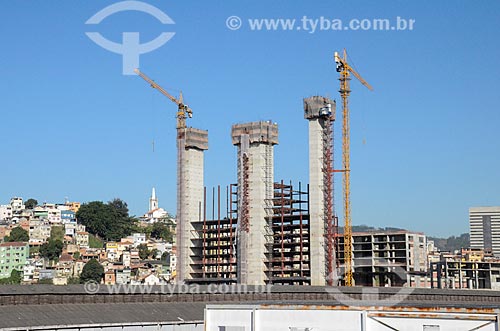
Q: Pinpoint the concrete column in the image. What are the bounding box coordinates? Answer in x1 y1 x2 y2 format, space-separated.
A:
176 127 208 283
232 121 278 285
303 96 336 286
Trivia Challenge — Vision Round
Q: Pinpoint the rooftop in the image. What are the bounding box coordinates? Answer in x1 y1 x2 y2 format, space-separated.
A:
0 242 27 247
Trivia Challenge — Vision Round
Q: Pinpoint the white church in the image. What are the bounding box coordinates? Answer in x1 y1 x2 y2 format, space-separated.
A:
140 188 170 223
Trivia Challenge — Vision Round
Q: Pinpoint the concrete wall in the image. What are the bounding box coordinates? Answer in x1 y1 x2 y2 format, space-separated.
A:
176 128 208 283
303 96 336 286
232 121 278 285
308 118 327 286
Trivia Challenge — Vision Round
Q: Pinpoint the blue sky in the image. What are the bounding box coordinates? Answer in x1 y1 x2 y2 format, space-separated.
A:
0 1 498 237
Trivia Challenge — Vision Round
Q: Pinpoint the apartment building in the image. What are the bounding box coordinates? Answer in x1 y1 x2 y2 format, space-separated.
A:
430 252 500 290
338 231 427 287
0 242 29 279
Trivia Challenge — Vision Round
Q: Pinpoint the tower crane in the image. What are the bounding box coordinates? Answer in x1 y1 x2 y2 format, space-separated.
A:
334 49 373 286
134 68 193 129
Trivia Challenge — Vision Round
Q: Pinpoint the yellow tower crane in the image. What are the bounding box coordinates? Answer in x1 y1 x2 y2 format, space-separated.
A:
134 68 193 129
334 49 373 286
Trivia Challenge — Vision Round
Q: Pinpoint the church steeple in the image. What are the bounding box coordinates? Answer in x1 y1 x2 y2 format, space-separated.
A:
149 187 158 211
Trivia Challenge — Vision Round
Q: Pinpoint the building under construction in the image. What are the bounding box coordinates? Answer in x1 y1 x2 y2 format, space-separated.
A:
134 69 343 286
175 97 339 286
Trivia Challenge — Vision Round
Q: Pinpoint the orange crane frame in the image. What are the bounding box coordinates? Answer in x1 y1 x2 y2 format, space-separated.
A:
134 68 193 129
334 49 373 286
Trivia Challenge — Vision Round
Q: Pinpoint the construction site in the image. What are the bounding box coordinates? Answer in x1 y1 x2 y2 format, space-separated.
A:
135 50 374 286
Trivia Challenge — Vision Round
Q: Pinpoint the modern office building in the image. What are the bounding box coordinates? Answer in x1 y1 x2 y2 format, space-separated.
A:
469 207 500 256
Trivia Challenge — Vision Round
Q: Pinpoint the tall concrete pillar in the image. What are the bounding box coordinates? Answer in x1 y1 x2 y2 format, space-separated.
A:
303 96 335 286
231 121 278 285
176 127 208 283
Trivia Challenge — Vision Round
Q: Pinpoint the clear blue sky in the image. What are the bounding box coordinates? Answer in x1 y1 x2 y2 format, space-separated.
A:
1 1 499 237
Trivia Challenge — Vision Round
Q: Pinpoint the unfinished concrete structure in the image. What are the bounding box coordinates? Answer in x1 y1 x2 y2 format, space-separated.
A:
303 96 337 286
231 121 278 285
338 231 427 287
176 127 209 283
267 181 311 285
189 185 238 284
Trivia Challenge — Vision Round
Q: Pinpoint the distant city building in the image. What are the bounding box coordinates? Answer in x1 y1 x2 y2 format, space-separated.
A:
430 248 500 290
0 242 29 279
0 205 13 221
29 220 52 244
76 231 89 248
469 207 500 256
10 197 24 211
65 202 81 213
61 210 76 224
338 231 427 287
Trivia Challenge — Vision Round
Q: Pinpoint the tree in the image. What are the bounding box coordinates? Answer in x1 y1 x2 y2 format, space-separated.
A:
149 248 159 259
161 251 169 261
50 226 64 242
138 244 149 260
150 222 174 242
25 198 38 209
80 259 104 284
76 199 137 241
40 239 63 261
5 226 29 242
9 270 21 284
0 269 22 284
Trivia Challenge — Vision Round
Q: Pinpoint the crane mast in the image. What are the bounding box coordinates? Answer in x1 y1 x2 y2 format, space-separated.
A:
134 68 192 129
334 49 373 286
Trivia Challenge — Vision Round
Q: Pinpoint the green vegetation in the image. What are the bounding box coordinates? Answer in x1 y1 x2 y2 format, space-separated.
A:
50 226 64 242
150 221 174 242
24 198 38 209
138 243 149 260
88 234 104 248
428 233 469 252
29 246 39 257
80 259 104 284
40 239 63 261
76 199 137 241
0 270 22 284
150 248 159 259
67 277 80 284
4 226 29 242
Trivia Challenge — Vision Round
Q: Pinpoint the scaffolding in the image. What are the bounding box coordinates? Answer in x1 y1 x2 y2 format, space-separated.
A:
189 185 238 284
322 114 339 285
188 181 310 285
267 181 310 285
